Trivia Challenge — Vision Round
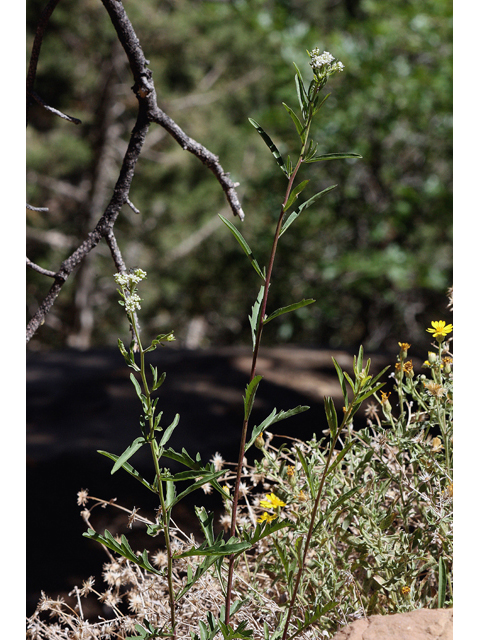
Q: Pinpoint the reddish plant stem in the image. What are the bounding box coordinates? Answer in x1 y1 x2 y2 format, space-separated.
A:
224 160 303 626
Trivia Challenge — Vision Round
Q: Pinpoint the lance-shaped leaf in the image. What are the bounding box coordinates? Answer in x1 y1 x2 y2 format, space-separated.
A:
282 102 306 141
249 285 265 349
304 152 363 163
110 436 147 474
244 375 263 421
248 118 289 177
245 405 309 452
296 445 315 496
263 298 315 325
283 179 309 213
324 396 338 440
164 469 227 510
83 529 163 576
324 486 360 518
243 518 294 545
332 357 349 408
219 214 265 281
158 413 180 445
162 448 231 501
162 446 202 469
174 536 251 559
293 62 309 119
97 450 156 493
325 441 355 478
279 184 337 237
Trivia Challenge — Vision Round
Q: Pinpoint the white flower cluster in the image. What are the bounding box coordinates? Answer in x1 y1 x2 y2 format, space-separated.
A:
309 48 344 75
113 268 147 288
124 293 142 313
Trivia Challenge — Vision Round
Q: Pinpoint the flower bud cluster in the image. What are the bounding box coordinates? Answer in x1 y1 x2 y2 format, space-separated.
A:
114 268 148 314
114 268 147 288
309 48 345 78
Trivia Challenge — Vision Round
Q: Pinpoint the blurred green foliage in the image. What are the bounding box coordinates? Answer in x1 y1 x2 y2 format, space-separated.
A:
26 0 452 354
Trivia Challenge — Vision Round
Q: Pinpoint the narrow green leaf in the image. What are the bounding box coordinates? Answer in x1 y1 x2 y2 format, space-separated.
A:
159 413 180 446
283 180 310 213
370 365 390 387
175 537 251 559
244 375 263 421
152 370 166 391
355 382 386 404
332 358 349 407
282 102 306 141
97 450 156 492
111 437 146 474
249 285 265 349
166 470 226 509
324 396 338 439
163 447 202 470
343 371 356 393
279 185 337 237
293 62 308 119
296 445 314 496
378 511 397 531
219 214 265 281
304 152 363 163
263 299 315 325
83 529 163 576
245 519 294 545
438 556 447 608
325 441 354 478
245 405 309 452
129 372 144 403
248 118 288 177
325 487 360 518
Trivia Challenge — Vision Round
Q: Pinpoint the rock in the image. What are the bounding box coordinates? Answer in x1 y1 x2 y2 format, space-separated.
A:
331 608 453 640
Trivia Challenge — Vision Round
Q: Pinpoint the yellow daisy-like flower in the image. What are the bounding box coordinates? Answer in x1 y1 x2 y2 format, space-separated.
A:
426 320 453 339
258 511 277 523
401 586 411 595
260 493 286 509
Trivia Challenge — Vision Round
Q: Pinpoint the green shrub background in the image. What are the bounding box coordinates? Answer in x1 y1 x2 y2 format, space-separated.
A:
26 0 452 353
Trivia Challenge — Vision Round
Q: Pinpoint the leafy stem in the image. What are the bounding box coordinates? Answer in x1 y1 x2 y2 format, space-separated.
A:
129 310 177 639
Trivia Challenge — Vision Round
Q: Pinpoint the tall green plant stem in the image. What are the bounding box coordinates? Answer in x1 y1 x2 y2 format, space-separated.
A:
132 317 177 639
281 400 353 640
224 99 319 626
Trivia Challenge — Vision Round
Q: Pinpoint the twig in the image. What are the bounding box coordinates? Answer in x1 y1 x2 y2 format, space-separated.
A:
29 90 82 124
26 0 62 125
26 203 49 212
26 257 57 278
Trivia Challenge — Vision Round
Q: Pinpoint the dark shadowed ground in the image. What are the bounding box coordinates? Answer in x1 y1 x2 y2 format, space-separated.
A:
26 345 395 617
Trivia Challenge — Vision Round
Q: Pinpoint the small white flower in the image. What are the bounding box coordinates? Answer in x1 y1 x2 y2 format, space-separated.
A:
125 293 142 312
309 49 344 77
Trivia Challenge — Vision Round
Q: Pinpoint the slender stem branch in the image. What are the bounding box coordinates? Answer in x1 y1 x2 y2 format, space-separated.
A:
224 107 317 626
281 403 354 640
131 317 176 638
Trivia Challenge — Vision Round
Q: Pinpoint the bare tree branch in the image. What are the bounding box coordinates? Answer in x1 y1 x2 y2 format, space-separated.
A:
26 0 244 343
26 257 57 278
26 0 62 125
26 203 49 212
30 90 82 124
